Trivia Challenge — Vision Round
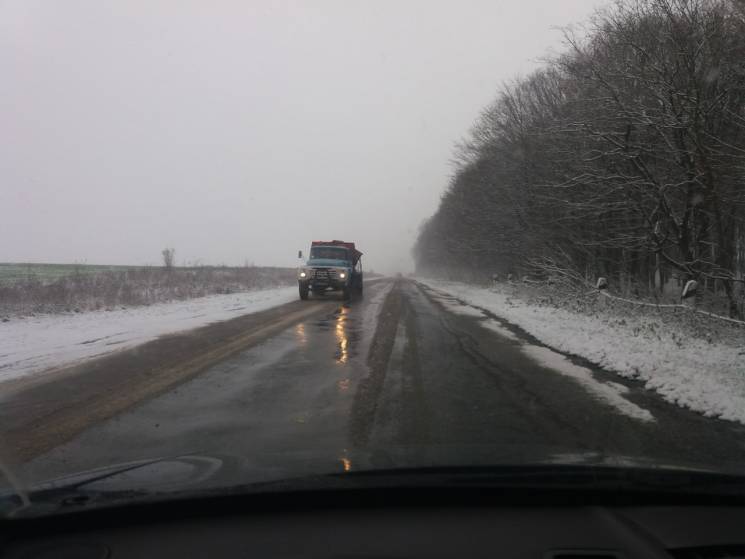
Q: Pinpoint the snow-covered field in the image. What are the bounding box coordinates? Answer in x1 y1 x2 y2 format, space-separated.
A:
418 278 745 425
0 286 297 384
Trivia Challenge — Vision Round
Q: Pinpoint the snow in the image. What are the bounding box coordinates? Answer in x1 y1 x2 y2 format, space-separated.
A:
521 345 654 422
0 286 297 384
480 319 520 342
418 278 745 425
425 281 654 422
356 280 395 359
426 291 489 318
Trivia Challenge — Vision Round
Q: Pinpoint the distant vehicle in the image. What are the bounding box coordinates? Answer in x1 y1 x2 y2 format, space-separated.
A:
297 240 363 300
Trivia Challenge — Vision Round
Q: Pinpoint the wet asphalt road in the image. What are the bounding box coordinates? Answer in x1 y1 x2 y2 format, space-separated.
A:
22 279 745 483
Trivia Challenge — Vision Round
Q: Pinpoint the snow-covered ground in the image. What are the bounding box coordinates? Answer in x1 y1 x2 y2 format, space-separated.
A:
0 286 297 384
418 278 745 425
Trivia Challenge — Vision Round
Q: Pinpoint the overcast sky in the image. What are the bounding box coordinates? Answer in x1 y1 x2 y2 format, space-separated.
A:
2 0 607 273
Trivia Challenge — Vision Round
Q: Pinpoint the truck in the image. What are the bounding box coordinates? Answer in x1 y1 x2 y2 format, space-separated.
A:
297 240 363 301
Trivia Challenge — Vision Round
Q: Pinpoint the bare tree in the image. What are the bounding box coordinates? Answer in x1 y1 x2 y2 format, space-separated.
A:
162 248 176 270
414 0 745 317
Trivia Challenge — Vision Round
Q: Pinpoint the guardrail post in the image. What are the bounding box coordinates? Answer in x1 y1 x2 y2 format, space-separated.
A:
682 280 698 309
596 277 608 309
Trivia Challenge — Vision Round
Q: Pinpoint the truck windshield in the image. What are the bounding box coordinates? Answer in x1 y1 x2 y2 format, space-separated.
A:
310 247 349 261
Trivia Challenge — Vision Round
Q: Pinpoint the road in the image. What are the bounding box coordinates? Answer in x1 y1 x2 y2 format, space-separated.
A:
6 278 745 486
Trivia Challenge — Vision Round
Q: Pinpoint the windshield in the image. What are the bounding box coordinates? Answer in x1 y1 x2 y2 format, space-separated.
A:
309 247 350 262
3 0 745 518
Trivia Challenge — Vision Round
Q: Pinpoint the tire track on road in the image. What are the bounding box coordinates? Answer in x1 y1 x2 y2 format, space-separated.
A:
349 281 404 446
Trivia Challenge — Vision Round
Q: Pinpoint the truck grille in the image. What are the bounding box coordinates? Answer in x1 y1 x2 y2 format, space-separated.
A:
312 268 337 280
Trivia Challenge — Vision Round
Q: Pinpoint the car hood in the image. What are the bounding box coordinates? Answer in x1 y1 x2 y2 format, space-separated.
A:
2 445 743 518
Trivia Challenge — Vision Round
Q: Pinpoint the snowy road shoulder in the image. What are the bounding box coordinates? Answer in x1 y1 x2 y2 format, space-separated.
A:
417 278 745 425
0 286 297 384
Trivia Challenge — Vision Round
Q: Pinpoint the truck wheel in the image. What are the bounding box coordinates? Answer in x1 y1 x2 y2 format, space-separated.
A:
342 286 351 301
357 282 363 298
299 282 309 300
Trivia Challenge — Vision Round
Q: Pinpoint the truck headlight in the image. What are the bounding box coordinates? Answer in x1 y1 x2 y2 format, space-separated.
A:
339 272 346 279
299 271 307 278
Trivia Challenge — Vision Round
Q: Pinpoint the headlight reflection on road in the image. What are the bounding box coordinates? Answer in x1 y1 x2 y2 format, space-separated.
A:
335 307 349 364
295 322 307 345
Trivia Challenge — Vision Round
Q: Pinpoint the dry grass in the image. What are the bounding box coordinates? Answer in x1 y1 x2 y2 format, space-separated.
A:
0 266 295 317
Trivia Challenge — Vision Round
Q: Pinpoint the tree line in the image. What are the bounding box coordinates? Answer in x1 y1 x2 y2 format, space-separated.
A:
414 0 745 317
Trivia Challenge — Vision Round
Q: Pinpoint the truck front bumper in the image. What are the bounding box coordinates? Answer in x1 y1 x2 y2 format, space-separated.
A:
309 279 348 291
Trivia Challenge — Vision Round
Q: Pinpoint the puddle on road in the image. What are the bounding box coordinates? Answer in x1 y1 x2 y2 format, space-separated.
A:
315 281 392 368
314 318 333 331
305 286 393 397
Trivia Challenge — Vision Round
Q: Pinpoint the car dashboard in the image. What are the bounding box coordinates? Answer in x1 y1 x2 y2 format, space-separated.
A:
1 489 744 559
